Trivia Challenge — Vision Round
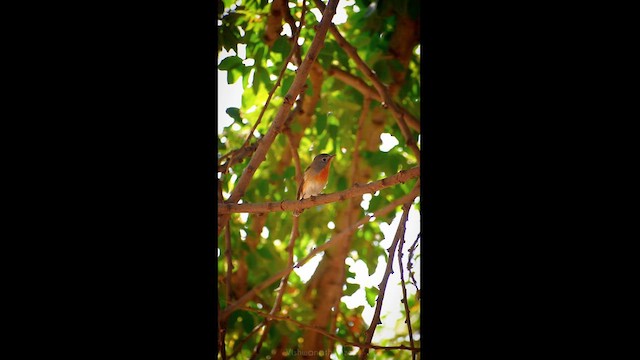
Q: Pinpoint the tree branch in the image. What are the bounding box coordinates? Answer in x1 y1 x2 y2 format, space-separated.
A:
313 0 420 162
218 0 341 236
407 233 420 294
397 215 416 360
217 166 419 214
239 306 421 353
328 66 420 132
360 196 415 359
221 184 420 319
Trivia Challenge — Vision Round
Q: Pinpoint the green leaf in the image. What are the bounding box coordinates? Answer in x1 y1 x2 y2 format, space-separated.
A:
257 245 274 259
219 55 243 71
367 257 377 276
283 165 295 180
256 179 269 197
252 43 267 67
328 124 338 139
317 133 329 154
258 68 271 92
337 175 348 191
272 36 291 55
280 74 294 96
315 113 327 134
227 310 256 333
226 107 242 122
365 287 378 307
346 268 357 280
317 47 334 70
227 66 243 84
344 283 359 296
290 122 302 133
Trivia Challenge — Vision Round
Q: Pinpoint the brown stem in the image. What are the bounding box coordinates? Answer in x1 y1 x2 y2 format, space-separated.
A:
218 0 340 237
219 138 262 174
396 215 416 359
222 184 420 319
360 189 417 359
217 166 420 214
407 233 420 293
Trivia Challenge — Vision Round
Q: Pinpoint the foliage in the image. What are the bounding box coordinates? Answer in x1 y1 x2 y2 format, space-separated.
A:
218 0 420 358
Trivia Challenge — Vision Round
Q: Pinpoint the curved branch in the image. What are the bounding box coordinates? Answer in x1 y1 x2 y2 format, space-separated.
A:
217 166 419 214
360 197 414 359
397 218 416 359
407 233 420 293
221 184 420 318
328 67 420 132
217 0 341 236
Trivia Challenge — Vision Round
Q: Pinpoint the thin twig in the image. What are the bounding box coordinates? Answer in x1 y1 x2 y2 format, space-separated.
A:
249 324 270 360
239 306 421 353
217 166 420 214
218 139 261 174
407 233 420 293
313 0 421 162
360 187 417 359
396 211 416 360
217 0 340 237
222 184 420 319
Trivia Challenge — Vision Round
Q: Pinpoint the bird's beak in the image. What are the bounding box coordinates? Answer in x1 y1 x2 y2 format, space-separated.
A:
329 154 336 160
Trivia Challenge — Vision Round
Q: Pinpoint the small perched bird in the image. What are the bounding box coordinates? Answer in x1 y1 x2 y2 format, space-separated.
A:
293 153 336 217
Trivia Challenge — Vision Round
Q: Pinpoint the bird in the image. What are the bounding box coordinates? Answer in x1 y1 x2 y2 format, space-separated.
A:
293 153 336 217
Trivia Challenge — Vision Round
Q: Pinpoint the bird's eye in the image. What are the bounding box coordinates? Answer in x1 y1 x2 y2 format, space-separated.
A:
323 158 326 161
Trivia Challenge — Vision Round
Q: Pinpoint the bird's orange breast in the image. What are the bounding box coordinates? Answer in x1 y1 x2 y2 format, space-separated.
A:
312 164 330 183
